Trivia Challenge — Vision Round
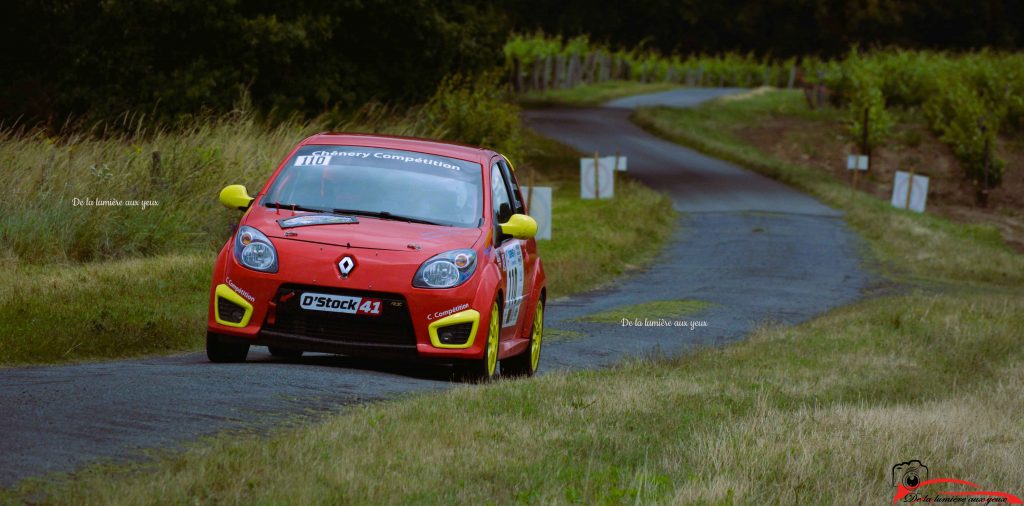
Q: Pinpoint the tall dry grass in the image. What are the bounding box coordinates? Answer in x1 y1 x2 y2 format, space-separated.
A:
0 73 523 264
0 106 446 264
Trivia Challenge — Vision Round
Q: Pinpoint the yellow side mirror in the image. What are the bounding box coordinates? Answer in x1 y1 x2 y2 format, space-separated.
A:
219 185 254 210
499 214 538 239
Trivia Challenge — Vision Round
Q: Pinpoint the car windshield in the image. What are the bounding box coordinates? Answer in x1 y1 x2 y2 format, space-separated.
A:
262 145 483 228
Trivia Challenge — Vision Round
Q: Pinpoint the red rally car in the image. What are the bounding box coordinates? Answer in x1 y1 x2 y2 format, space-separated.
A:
207 133 546 381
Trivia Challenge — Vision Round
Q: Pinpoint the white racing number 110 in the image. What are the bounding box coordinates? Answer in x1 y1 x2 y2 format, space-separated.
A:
295 155 332 166
501 244 524 327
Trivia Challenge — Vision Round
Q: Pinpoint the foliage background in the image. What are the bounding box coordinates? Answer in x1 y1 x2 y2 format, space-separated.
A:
3 0 1024 126
0 0 506 124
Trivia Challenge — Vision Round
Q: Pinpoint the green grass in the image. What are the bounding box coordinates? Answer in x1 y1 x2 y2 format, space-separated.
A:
518 80 682 107
0 127 674 366
0 255 210 365
575 299 710 324
543 329 586 342
633 90 1024 287
8 289 1022 504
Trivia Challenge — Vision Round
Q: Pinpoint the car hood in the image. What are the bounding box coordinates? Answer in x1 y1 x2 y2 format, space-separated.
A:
245 207 483 252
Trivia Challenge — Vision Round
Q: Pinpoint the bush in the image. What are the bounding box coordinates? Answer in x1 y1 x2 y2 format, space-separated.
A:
424 73 523 160
924 82 1005 191
833 49 893 153
875 50 939 107
502 34 789 88
816 48 1020 194
0 1 505 126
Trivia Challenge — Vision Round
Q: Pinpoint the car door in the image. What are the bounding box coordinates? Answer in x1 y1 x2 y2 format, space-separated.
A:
490 158 535 339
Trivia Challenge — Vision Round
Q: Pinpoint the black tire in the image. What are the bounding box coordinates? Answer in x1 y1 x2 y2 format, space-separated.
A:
502 297 544 378
268 346 303 358
206 331 249 363
454 300 502 383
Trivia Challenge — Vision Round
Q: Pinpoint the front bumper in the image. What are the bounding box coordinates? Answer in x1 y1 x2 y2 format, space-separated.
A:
208 243 495 360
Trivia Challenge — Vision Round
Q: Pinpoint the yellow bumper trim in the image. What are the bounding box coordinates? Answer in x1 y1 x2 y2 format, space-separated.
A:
428 309 481 349
214 284 254 328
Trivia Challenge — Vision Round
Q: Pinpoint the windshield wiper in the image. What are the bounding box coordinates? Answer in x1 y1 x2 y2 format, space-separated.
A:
265 201 327 214
332 208 445 226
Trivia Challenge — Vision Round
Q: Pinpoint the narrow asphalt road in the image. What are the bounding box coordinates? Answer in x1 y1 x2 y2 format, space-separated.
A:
0 89 871 487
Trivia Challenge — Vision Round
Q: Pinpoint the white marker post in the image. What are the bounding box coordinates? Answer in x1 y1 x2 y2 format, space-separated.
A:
580 155 615 199
890 170 929 213
521 186 552 240
846 154 869 189
603 154 627 172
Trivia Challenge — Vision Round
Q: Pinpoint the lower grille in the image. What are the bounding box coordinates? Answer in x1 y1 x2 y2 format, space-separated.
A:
263 284 415 346
437 322 474 345
217 297 246 324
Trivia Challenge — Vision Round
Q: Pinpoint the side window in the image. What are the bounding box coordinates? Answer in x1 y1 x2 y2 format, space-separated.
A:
491 163 513 224
499 159 525 215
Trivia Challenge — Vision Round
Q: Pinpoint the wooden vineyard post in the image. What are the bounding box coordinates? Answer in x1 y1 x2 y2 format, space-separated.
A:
512 57 523 93
848 107 871 192
905 168 915 210
151 150 162 190
613 151 620 194
980 121 991 207
862 107 871 173
528 168 535 211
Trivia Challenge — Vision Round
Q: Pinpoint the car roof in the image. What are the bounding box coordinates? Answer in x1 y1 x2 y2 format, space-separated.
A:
300 132 497 164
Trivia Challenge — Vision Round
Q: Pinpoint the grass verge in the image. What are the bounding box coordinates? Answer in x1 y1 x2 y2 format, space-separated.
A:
0 255 210 365
575 299 710 324
517 80 682 108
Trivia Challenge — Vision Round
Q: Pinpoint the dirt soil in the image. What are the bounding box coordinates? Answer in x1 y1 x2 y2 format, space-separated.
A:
736 115 1024 252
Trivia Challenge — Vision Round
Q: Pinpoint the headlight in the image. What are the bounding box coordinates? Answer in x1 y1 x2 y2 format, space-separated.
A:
233 225 278 273
413 249 476 288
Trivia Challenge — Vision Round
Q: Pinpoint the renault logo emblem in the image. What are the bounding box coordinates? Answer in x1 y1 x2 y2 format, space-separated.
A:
338 256 356 278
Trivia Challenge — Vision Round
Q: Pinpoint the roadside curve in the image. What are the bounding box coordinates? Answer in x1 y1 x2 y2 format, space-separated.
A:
526 100 838 215
522 89 867 371
0 88 871 486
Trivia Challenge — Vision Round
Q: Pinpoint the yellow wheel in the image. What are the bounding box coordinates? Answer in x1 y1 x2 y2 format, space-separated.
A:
485 301 500 377
529 300 544 371
456 300 501 382
503 297 544 378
